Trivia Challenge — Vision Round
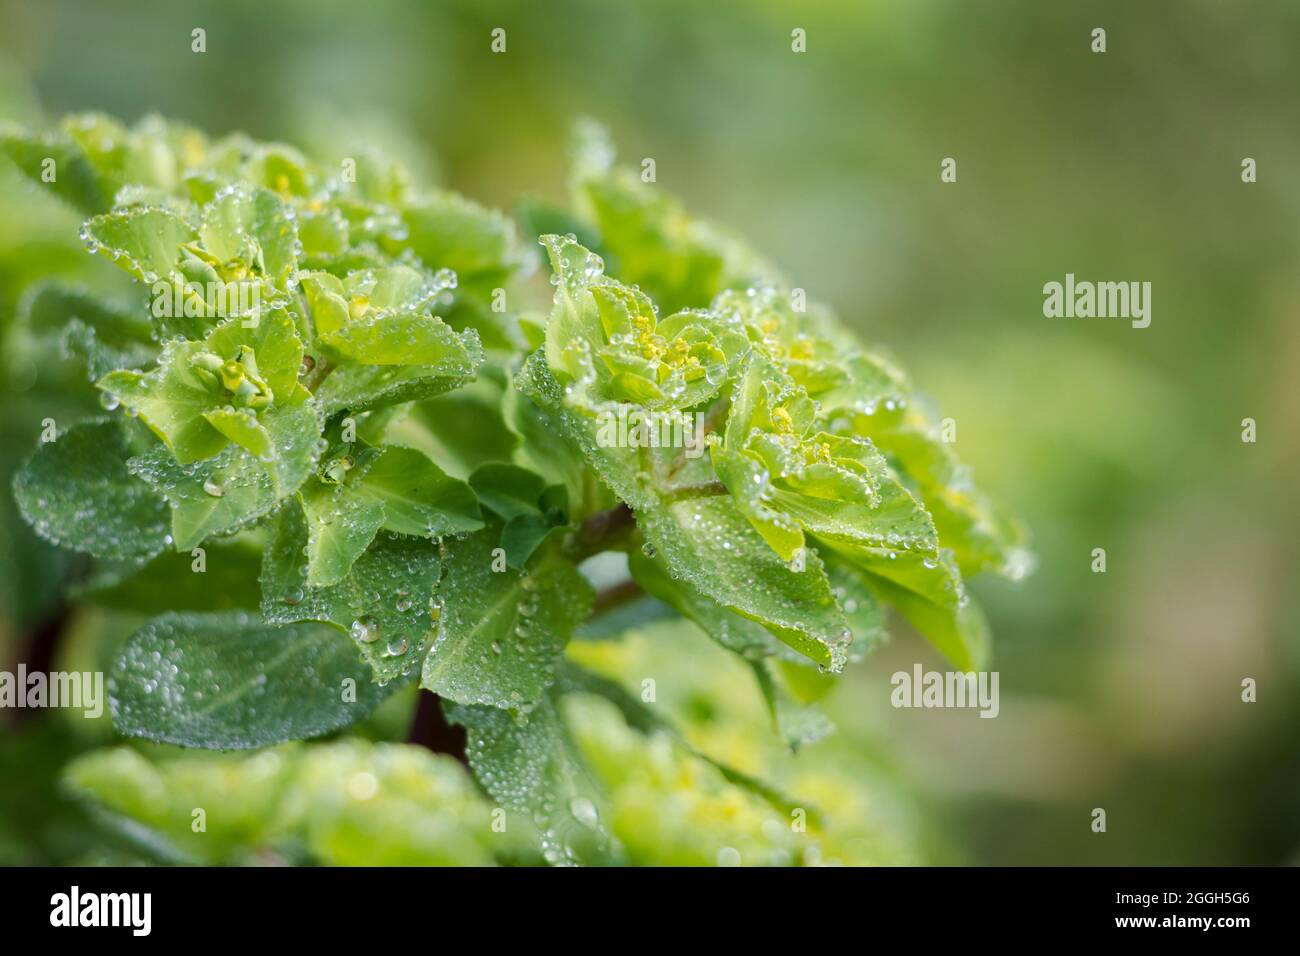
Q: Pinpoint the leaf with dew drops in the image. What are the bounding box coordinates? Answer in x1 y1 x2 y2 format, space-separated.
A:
324 312 472 367
311 329 484 416
299 443 482 587
422 526 592 708
628 545 840 751
261 502 442 685
828 542 991 671
98 308 307 465
13 418 170 562
389 192 527 295
516 350 851 671
81 205 197 286
199 184 300 291
128 399 321 551
109 611 385 750
446 694 615 866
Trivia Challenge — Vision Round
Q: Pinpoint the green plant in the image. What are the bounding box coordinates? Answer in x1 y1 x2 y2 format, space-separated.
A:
4 113 1025 865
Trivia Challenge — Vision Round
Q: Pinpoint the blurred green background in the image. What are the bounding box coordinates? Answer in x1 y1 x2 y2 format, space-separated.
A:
1 0 1297 865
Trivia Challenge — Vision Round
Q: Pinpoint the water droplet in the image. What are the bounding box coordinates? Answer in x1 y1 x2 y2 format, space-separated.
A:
350 615 380 643
569 796 599 828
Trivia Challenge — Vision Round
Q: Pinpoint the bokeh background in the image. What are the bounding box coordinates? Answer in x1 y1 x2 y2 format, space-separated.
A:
1 0 1297 864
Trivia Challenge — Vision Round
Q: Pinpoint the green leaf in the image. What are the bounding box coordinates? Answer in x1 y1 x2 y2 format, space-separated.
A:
640 496 851 671
422 528 593 708
109 611 385 749
627 548 795 662
13 419 169 561
63 741 504 866
392 374 519 480
557 661 812 817
297 474 386 587
202 406 272 458
468 462 549 520
353 443 484 539
82 205 197 284
324 313 468 366
518 351 851 671
391 192 524 292
1 129 107 213
261 503 441 684
469 462 570 569
279 741 505 865
851 546 991 671
813 350 1029 578
824 557 888 661
312 329 484 415
80 539 263 613
822 534 988 670
863 419 1026 578
198 184 298 290
98 309 307 464
62 745 294 865
447 695 613 865
99 350 227 464
748 658 835 752
299 444 481 586
128 400 321 551
629 544 842 751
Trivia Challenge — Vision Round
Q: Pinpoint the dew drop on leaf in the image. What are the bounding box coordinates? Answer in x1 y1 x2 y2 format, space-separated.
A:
350 615 380 643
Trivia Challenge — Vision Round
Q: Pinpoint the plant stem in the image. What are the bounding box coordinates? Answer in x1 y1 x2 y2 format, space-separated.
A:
303 355 334 392
662 479 728 502
570 501 638 559
590 578 645 617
